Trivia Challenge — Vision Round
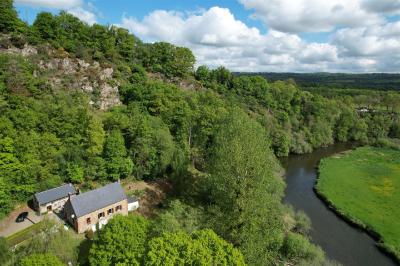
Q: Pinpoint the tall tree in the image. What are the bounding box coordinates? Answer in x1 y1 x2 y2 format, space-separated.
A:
89 215 149 266
206 109 285 265
145 229 246 266
0 0 22 33
103 129 133 181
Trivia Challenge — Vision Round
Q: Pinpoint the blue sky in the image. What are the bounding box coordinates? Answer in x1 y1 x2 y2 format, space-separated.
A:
14 0 400 73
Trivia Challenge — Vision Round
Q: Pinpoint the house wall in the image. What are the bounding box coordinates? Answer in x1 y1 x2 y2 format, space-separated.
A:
36 196 70 214
74 199 128 233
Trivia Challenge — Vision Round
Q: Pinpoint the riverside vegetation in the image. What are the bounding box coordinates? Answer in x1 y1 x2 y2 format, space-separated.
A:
316 147 400 260
0 0 400 265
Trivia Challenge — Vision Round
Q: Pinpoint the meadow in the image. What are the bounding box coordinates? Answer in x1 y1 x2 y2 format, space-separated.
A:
316 146 400 259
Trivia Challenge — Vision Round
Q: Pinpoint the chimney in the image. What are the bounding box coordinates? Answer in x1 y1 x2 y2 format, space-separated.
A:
68 192 75 201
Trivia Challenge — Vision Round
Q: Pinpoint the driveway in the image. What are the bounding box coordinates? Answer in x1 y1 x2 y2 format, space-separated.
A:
0 206 44 238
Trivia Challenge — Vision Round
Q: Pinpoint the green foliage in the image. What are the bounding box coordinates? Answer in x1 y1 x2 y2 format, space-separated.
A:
294 210 311 236
14 220 80 264
144 42 195 78
151 200 205 236
205 109 285 265
19 253 64 266
281 232 325 265
89 215 149 266
0 0 25 33
145 229 246 266
66 163 84 183
0 237 11 265
103 129 133 181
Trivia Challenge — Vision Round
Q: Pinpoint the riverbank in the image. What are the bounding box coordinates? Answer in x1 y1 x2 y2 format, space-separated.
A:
315 147 400 263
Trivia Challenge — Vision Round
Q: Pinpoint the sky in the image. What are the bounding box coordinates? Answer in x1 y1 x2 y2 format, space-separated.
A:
14 0 400 73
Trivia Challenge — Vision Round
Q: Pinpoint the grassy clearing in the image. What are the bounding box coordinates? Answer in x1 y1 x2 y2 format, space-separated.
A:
316 146 400 259
6 222 44 247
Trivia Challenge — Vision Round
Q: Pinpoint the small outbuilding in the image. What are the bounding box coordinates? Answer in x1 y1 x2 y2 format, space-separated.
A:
128 196 139 212
33 184 76 214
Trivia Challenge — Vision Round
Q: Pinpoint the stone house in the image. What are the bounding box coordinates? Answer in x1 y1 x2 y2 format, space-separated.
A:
64 182 128 233
33 184 77 214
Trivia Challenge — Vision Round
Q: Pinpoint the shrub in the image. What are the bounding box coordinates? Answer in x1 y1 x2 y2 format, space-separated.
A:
10 33 26 48
281 232 325 264
19 253 64 266
85 229 94 240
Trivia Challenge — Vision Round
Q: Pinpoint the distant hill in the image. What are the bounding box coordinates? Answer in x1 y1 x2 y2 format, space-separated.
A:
235 72 400 90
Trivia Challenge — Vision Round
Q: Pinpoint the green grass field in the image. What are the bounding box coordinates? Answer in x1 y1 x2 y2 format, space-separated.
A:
316 146 400 259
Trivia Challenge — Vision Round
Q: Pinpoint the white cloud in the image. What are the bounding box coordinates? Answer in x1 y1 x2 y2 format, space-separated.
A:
15 0 82 9
118 5 400 72
68 7 96 25
239 0 385 33
333 21 400 57
119 7 342 72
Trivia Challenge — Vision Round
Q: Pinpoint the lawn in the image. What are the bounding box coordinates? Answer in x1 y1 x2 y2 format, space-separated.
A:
316 146 400 259
6 222 44 247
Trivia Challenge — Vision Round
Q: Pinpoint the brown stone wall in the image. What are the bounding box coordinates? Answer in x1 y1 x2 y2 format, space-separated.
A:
75 199 128 233
37 197 70 214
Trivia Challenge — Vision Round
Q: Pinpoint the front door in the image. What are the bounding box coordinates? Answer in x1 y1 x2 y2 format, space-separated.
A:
47 205 52 212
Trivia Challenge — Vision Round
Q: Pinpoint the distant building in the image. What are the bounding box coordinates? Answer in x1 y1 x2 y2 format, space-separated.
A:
64 182 129 233
33 184 76 214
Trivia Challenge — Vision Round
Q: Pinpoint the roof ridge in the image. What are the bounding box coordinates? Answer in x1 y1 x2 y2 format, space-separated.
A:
69 182 126 218
35 183 73 195
72 182 121 198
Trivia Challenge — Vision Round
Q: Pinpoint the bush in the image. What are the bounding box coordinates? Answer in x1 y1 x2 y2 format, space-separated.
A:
294 210 311 235
281 232 325 264
0 37 12 49
19 253 64 266
85 229 94 240
10 33 26 48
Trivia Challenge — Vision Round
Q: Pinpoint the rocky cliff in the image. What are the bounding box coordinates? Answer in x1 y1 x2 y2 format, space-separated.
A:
1 40 121 110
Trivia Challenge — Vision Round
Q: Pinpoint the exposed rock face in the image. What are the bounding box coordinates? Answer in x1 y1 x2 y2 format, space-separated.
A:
2 44 121 110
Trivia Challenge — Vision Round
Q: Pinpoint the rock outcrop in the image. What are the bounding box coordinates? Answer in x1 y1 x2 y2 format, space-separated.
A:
1 43 121 110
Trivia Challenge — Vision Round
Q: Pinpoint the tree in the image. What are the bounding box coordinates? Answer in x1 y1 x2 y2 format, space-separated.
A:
145 42 195 78
195 65 210 82
150 200 205 236
145 229 246 266
103 129 133 181
89 215 149 266
0 0 22 33
129 114 175 179
33 12 58 41
205 109 285 265
85 116 105 158
19 253 64 266
66 163 84 183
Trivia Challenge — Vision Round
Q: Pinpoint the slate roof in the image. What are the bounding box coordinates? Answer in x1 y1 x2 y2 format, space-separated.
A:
69 182 127 218
34 184 76 205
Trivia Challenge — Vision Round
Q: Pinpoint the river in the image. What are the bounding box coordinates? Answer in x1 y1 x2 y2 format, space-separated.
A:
281 143 397 266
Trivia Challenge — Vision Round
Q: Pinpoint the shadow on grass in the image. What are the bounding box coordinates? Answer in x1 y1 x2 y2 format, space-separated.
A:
78 238 92 266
